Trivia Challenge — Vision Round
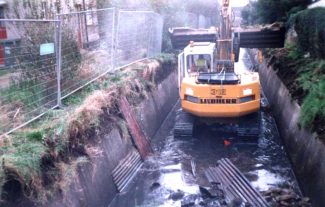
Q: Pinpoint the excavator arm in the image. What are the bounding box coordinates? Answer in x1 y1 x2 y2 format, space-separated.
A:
169 0 285 61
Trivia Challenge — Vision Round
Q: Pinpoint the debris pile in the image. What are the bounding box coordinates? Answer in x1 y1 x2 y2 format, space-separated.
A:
262 188 312 207
163 184 227 207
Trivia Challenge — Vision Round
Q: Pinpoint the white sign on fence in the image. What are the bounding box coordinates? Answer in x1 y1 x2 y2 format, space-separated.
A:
40 43 55 55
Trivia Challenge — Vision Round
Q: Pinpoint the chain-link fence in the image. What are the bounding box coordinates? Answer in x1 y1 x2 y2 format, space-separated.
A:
0 9 163 136
58 8 115 99
0 19 60 135
115 10 163 68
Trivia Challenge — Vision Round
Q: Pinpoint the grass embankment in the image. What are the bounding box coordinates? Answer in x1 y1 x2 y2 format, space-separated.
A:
265 8 325 139
0 54 175 205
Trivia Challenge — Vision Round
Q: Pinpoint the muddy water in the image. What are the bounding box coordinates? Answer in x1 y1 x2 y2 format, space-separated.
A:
108 50 300 207
108 105 300 207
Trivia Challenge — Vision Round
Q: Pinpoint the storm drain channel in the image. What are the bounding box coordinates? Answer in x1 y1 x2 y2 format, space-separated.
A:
205 158 269 207
112 150 143 192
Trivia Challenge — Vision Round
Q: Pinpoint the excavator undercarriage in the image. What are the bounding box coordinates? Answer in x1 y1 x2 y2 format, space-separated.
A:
174 109 261 140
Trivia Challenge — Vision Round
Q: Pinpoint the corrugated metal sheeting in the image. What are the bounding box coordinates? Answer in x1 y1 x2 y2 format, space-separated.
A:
205 158 269 207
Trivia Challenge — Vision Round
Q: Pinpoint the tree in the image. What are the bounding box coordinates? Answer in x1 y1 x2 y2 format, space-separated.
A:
242 0 312 25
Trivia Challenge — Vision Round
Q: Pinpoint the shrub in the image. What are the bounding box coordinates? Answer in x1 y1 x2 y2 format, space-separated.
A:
300 80 325 130
242 0 311 25
298 61 325 130
292 7 325 58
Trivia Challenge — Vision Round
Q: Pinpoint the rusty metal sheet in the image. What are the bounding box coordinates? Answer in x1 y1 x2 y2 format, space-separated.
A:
119 97 152 159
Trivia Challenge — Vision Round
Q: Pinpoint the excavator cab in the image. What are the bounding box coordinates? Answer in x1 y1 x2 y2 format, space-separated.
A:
177 42 215 90
175 40 261 139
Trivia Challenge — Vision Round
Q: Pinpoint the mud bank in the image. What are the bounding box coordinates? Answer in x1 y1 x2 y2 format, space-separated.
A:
248 49 325 207
49 70 178 207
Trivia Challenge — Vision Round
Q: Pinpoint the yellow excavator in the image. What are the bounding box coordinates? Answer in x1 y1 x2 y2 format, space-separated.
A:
170 0 285 139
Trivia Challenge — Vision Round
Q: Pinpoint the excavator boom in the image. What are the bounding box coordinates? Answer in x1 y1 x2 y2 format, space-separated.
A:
169 0 285 60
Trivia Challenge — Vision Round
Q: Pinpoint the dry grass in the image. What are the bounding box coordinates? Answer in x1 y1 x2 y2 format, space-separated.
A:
0 57 170 205
68 89 118 141
142 60 160 83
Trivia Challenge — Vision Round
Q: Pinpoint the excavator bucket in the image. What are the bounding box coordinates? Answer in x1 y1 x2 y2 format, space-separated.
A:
169 27 217 50
233 23 286 61
234 25 285 48
169 23 285 61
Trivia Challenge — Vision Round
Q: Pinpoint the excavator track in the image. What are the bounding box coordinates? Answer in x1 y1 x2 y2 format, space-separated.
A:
236 112 261 140
174 109 194 137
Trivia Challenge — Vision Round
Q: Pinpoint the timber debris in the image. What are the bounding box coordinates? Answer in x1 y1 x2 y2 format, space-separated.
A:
262 187 312 207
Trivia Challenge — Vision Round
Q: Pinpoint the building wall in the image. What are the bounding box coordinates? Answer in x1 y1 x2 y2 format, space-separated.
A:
2 0 97 19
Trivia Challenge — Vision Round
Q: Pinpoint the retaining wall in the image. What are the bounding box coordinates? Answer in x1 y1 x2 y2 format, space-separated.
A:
50 67 178 207
248 50 325 207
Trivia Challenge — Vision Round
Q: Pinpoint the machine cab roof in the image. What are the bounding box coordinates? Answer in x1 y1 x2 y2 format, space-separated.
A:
184 42 216 56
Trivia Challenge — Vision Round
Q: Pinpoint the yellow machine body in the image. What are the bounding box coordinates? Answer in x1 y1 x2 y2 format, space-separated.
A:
180 74 260 118
175 0 261 120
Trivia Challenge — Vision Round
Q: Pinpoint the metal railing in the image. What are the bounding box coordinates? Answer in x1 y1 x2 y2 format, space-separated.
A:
0 8 164 136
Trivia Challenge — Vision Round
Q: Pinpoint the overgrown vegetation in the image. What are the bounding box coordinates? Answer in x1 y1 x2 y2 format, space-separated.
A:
0 26 81 134
0 80 45 106
290 7 325 58
255 5 325 139
0 55 175 205
266 43 325 137
241 0 311 25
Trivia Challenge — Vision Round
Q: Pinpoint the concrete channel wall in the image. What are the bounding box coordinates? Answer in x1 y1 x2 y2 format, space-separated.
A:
50 68 178 207
248 50 325 207
138 70 178 138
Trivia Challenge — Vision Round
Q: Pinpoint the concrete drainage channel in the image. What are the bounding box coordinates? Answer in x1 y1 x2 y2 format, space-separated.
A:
61 50 317 207
108 97 307 207
107 51 316 207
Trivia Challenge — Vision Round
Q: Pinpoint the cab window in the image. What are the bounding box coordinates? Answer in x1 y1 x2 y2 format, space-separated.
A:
186 54 211 73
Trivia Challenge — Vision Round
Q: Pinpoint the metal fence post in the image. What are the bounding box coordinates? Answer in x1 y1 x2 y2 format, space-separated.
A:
147 14 151 58
55 16 62 107
111 8 116 70
115 9 121 70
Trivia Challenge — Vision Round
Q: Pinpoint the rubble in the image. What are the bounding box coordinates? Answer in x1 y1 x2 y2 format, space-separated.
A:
262 187 312 207
150 182 161 191
169 190 185 201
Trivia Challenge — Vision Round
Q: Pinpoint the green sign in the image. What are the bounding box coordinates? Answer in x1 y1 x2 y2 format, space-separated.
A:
40 43 55 56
